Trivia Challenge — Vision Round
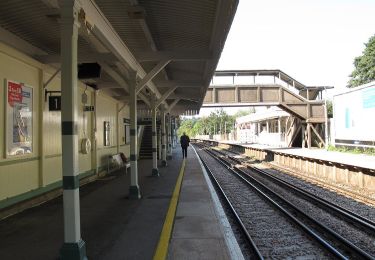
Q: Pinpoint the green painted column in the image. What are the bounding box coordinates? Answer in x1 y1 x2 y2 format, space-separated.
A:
158 122 162 159
151 97 159 176
167 113 172 159
172 116 177 148
161 110 167 166
59 1 87 259
129 72 141 198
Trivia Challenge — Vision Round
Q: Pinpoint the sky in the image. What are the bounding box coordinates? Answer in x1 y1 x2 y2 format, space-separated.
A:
198 0 375 117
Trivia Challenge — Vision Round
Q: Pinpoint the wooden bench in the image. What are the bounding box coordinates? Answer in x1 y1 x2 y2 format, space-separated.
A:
107 152 130 174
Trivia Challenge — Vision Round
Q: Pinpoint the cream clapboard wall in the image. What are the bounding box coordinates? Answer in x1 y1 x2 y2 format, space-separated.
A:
0 42 130 205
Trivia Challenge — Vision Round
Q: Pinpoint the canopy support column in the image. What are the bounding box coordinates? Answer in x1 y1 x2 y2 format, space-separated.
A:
129 71 141 199
151 97 159 176
59 1 87 259
167 113 172 159
161 111 167 166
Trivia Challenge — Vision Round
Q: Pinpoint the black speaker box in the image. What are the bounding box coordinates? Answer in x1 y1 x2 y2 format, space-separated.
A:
78 63 101 79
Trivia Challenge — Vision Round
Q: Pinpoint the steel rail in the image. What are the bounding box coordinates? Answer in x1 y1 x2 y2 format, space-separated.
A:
198 144 374 259
195 148 264 260
212 146 375 233
195 145 347 260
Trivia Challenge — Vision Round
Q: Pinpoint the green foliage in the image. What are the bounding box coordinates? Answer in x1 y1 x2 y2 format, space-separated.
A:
233 107 256 117
348 34 375 87
177 118 196 138
326 100 333 118
177 109 238 138
327 145 375 156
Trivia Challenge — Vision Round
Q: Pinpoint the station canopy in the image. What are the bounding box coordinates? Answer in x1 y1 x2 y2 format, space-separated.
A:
0 0 239 115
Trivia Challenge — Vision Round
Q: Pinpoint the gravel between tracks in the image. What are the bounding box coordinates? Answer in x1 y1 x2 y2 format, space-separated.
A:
218 147 375 223
195 145 333 259
210 146 375 258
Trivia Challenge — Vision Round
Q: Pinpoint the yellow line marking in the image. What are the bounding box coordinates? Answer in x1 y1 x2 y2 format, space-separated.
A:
153 159 186 260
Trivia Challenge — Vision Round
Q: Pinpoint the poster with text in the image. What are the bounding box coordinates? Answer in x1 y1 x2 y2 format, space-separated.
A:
6 80 33 156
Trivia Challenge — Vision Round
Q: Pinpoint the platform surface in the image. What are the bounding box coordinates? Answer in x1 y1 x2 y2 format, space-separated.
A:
269 147 375 170
167 147 240 259
0 150 181 260
233 142 375 170
0 146 239 260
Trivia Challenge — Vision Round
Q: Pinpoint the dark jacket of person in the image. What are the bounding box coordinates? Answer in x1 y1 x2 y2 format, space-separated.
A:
180 135 190 148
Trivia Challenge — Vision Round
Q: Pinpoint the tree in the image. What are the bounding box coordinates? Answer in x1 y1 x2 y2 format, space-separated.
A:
326 100 333 118
348 34 375 88
177 109 236 138
234 107 256 117
177 118 196 137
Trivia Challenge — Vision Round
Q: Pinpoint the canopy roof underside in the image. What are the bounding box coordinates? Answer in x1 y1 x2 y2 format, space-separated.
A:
0 0 238 115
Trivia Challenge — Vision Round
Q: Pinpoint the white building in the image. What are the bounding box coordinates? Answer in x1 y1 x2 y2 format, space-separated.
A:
236 107 290 147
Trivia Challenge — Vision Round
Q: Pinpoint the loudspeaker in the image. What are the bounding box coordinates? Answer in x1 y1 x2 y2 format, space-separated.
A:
78 63 101 79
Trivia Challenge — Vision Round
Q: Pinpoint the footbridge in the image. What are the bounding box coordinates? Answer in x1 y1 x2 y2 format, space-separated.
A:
203 70 333 148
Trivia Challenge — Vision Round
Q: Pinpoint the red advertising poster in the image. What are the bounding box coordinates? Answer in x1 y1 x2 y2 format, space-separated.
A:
8 81 23 106
6 80 33 156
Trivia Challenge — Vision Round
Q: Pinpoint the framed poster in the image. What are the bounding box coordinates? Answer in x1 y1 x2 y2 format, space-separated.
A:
5 80 33 156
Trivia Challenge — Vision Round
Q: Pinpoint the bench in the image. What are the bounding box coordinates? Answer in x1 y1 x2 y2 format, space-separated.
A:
107 152 131 174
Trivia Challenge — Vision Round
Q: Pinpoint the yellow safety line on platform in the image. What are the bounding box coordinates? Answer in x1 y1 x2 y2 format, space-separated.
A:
153 159 186 260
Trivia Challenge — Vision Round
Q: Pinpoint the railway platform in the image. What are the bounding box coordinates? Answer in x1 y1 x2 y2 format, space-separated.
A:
219 141 375 170
242 143 375 170
0 147 240 260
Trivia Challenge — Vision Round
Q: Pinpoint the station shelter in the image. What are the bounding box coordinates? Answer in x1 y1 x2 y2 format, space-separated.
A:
236 107 290 147
0 0 238 258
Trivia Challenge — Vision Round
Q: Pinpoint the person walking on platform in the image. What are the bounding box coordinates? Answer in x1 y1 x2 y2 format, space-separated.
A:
180 132 190 159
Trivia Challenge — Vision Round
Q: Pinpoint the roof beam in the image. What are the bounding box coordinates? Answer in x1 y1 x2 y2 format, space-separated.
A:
156 80 204 88
97 83 123 90
100 63 129 92
167 93 199 102
128 1 157 51
138 92 151 108
135 59 171 94
167 98 181 112
137 50 212 62
76 0 169 109
155 86 177 108
35 52 115 64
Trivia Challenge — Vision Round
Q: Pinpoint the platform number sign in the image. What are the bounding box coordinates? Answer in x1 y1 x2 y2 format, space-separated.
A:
49 96 61 111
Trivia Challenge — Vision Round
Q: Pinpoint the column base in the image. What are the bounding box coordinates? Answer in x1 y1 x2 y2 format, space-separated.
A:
161 160 168 167
167 155 172 160
152 168 160 177
60 239 87 260
129 185 141 199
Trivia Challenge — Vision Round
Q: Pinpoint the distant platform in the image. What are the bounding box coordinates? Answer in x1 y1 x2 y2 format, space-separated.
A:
205 140 375 171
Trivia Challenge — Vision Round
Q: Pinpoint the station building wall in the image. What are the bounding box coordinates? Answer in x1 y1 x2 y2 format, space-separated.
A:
0 42 130 209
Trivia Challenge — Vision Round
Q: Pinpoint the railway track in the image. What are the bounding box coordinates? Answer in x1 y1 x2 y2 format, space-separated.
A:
194 142 375 259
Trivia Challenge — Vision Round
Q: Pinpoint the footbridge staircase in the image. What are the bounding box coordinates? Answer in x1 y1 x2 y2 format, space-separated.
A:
202 70 332 148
